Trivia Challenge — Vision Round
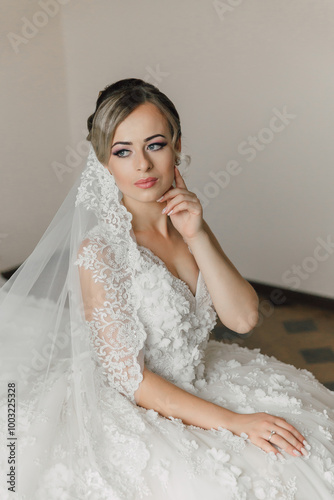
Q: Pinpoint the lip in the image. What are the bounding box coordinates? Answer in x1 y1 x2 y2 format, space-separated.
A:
135 177 158 185
134 177 158 188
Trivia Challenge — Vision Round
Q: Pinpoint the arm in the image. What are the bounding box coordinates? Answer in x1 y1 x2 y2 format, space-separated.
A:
184 220 259 334
137 366 308 459
136 365 235 429
158 167 259 334
74 236 146 405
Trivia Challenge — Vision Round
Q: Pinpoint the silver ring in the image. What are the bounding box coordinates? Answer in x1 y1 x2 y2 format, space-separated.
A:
268 430 276 442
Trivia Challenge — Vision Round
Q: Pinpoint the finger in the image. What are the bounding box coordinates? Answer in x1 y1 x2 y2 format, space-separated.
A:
274 419 306 445
174 165 187 189
158 187 189 202
162 194 198 214
266 424 308 457
271 428 301 449
273 426 310 457
254 437 280 456
268 432 304 457
273 427 303 452
167 200 201 216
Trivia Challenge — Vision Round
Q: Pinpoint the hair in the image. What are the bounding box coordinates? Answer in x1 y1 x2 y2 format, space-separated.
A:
87 78 191 168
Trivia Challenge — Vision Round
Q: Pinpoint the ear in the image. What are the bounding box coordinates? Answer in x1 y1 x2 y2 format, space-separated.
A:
175 136 181 153
174 136 182 167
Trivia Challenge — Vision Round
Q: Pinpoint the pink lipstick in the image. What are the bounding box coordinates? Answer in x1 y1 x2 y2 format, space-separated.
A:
134 177 158 189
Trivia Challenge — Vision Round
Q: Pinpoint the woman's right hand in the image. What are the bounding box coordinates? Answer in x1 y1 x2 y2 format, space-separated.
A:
226 412 310 458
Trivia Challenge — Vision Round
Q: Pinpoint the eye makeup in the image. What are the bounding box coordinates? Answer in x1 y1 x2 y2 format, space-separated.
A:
112 142 167 158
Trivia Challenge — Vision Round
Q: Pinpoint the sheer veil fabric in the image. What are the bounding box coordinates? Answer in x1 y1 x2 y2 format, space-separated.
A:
0 144 149 498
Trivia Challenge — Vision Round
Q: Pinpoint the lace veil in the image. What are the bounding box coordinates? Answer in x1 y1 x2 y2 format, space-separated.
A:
0 144 150 498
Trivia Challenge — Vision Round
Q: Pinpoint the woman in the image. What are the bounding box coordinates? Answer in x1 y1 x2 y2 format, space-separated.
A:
0 78 333 499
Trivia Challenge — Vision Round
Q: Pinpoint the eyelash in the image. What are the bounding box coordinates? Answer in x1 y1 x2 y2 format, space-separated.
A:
113 142 167 158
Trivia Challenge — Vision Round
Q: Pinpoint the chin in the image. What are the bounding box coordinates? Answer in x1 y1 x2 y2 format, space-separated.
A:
123 191 158 204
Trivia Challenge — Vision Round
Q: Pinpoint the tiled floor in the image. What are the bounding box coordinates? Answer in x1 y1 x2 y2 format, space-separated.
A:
210 293 334 391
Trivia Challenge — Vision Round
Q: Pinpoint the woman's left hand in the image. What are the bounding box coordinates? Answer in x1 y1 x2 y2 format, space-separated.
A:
157 166 204 241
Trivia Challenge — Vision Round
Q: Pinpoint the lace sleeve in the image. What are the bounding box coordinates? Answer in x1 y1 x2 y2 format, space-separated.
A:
74 235 145 406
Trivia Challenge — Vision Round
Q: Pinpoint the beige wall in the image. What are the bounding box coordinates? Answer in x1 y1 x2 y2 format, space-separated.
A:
1 0 72 271
1 0 334 298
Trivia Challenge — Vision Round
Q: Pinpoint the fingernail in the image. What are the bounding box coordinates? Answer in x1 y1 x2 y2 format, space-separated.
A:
156 196 164 202
303 440 311 450
293 449 301 457
301 447 309 457
167 210 173 216
162 207 167 214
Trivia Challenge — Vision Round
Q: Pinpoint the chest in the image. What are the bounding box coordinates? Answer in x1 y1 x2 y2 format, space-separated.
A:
133 234 199 297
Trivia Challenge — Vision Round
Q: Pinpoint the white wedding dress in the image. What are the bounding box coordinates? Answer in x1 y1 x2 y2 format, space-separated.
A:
0 145 333 499
17 229 331 500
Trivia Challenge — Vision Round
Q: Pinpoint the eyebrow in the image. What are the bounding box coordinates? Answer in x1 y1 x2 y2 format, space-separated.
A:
111 134 167 149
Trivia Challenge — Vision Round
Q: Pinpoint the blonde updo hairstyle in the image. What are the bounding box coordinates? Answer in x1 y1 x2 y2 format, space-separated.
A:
87 78 191 169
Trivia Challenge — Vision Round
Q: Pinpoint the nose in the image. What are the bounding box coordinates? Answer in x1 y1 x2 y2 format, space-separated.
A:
136 149 152 171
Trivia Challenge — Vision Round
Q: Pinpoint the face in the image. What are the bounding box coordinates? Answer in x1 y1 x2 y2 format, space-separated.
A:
105 102 180 204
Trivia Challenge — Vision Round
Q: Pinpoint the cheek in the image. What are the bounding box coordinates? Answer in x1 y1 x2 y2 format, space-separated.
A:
106 167 129 192
113 174 130 192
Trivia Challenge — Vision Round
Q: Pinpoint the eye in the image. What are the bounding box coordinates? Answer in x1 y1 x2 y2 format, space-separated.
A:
147 142 167 151
112 142 167 158
113 149 130 158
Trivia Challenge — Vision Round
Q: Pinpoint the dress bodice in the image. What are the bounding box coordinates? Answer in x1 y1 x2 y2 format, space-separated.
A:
135 245 217 393
74 228 217 403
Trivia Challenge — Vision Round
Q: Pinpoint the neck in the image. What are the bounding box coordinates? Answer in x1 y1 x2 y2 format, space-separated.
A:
121 195 170 237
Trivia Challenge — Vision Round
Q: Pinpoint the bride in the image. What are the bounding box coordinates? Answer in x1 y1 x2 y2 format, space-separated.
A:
0 78 333 499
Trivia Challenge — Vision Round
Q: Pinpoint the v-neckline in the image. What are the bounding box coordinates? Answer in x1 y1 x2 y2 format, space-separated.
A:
137 244 201 300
